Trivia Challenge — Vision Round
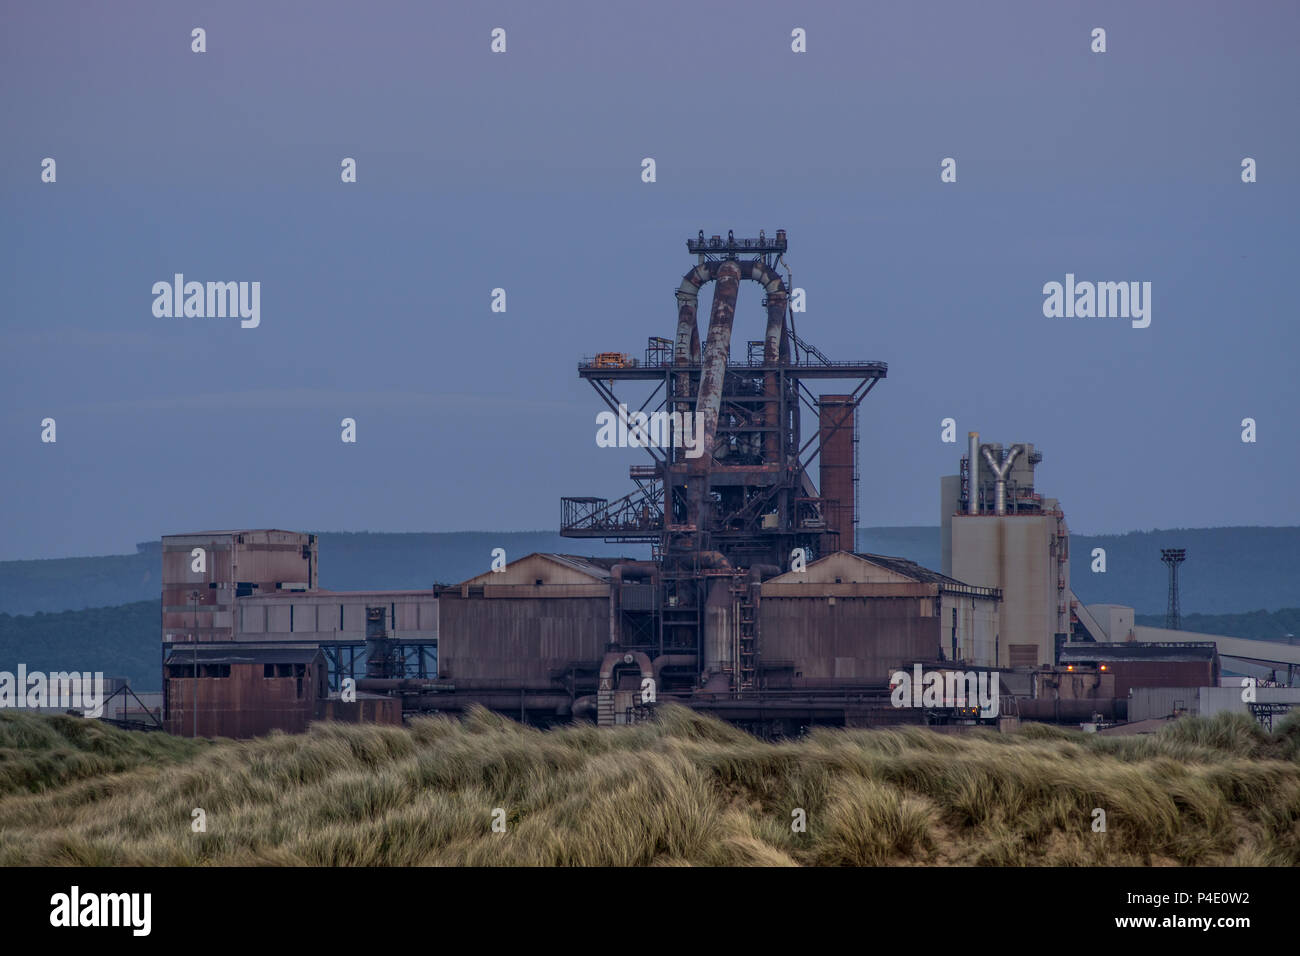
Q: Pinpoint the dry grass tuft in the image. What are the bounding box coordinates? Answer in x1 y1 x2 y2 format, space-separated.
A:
1 707 1297 866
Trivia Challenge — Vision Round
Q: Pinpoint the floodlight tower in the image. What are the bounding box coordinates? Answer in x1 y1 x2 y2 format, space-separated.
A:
1161 548 1186 631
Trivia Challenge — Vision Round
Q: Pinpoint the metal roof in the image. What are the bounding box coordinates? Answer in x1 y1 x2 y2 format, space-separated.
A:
165 646 324 666
1059 642 1218 663
548 554 628 578
854 552 970 587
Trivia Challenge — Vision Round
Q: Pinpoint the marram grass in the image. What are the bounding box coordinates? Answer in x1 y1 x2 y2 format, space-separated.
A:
1 706 1297 866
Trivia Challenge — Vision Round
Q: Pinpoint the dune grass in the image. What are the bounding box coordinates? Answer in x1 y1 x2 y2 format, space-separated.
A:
1 706 1297 866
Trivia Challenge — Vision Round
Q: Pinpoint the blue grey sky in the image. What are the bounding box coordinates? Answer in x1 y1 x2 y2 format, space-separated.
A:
2 1 1297 560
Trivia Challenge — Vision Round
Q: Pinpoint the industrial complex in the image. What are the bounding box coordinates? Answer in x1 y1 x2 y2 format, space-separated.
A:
154 231 1300 739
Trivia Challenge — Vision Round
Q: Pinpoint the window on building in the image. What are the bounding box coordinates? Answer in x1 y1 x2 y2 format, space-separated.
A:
264 663 275 678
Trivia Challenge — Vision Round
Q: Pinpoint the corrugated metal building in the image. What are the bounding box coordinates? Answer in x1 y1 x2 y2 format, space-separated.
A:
758 552 1001 684
1057 642 1219 698
164 645 327 738
160 529 439 737
436 553 619 684
162 530 318 645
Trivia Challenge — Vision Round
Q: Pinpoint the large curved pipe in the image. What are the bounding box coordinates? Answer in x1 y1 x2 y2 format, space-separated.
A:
980 443 1024 516
673 260 788 365
696 261 741 462
673 259 790 442
671 251 792 528
688 261 740 528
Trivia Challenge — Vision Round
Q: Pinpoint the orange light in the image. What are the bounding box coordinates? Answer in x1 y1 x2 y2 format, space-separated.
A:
1067 665 1074 671
1100 664 1107 671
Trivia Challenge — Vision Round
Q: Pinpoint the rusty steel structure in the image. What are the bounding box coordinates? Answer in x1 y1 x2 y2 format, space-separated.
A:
560 230 888 700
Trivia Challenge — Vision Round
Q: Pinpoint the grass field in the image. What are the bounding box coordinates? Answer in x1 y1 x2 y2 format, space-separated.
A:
1 705 1298 866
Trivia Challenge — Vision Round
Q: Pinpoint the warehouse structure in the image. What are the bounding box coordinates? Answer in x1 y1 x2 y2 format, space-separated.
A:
160 529 430 736
420 549 1002 731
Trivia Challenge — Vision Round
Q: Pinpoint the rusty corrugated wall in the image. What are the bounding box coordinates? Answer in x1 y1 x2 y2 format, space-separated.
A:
759 594 942 682
438 593 609 683
164 650 326 738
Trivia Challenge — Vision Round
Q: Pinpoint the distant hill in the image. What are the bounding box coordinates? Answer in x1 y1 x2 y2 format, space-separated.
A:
1063 527 1300 616
1 526 1297 618
0 533 641 616
0 600 160 691
0 551 161 618
1134 608 1300 644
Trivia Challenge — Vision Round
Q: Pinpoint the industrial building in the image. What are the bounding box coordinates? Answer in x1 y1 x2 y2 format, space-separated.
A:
165 645 329 738
941 436 1069 668
939 435 1299 724
154 231 1300 739
756 553 1001 680
160 530 432 736
160 232 1010 738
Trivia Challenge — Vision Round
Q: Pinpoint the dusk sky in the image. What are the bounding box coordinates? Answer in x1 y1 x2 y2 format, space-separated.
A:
2 0 1297 560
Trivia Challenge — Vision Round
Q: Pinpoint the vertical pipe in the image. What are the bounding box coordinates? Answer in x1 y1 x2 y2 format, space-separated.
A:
763 289 788 462
967 432 980 514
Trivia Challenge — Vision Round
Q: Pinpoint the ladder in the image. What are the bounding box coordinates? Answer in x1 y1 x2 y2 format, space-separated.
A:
731 576 757 692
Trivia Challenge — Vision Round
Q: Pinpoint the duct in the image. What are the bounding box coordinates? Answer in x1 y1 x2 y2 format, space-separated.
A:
674 265 708 415
967 432 980 514
687 260 741 529
762 286 788 461
695 550 731 570
671 257 790 454
571 695 596 719
674 264 711 366
696 261 741 460
674 260 788 366
980 443 1024 516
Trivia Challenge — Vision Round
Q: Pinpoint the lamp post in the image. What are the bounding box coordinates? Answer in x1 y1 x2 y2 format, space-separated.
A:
190 589 200 737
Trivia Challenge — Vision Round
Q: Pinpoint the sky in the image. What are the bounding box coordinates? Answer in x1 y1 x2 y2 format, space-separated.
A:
1 0 1297 560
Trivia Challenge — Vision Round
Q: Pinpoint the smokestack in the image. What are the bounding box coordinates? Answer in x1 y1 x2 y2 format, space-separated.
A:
819 395 856 553
967 432 980 514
